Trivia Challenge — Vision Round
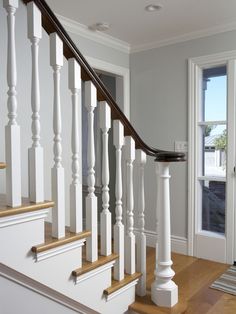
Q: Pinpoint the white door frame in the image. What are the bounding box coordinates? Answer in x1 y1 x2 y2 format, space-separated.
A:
85 56 130 120
188 50 236 264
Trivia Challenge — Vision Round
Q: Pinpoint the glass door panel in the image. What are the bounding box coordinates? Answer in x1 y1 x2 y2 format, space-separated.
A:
198 66 227 237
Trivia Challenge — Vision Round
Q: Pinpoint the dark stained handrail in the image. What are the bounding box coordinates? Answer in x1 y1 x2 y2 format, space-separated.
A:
22 0 185 161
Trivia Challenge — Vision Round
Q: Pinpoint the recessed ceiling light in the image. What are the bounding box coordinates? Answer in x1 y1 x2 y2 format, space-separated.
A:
88 22 110 32
145 4 163 12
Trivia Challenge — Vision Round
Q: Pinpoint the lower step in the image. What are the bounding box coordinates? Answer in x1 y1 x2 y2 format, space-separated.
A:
104 273 141 301
72 254 118 284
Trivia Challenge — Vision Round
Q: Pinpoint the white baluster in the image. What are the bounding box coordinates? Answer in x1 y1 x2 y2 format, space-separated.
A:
69 58 82 233
113 120 124 281
50 33 65 239
136 150 147 296
85 81 98 262
100 101 111 256
151 161 178 307
27 2 44 203
4 0 21 207
125 136 135 274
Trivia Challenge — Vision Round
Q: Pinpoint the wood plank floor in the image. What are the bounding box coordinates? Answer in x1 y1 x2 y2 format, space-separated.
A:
130 247 236 314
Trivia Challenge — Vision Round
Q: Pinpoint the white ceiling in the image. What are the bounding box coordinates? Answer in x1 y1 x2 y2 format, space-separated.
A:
47 0 236 51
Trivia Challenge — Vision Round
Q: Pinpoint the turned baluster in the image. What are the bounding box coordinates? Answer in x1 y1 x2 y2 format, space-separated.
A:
69 58 82 233
27 1 44 203
113 120 124 280
50 33 65 239
100 101 111 256
85 81 98 262
4 0 21 207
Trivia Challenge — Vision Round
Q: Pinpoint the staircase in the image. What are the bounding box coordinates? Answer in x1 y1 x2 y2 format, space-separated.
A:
0 0 185 313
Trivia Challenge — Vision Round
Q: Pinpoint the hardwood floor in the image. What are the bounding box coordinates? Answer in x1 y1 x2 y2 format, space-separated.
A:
130 247 236 314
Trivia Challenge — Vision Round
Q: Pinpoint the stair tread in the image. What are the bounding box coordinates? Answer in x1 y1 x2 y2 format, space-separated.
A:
104 272 141 296
0 162 6 169
0 194 54 218
72 253 119 277
32 223 91 253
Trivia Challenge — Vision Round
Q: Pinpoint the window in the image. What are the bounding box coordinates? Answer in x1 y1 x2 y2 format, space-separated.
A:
198 66 227 234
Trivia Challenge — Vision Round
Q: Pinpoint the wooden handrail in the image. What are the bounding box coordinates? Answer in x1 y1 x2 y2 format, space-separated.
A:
22 0 185 161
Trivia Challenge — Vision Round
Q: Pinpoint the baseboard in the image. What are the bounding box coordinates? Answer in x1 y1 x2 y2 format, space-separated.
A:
134 228 188 255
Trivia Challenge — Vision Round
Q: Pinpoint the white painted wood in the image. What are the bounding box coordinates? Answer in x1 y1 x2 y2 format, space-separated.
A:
124 136 135 275
27 2 44 203
68 58 82 234
0 264 98 314
85 56 130 120
3 0 22 207
84 81 98 262
105 279 139 301
188 53 236 264
0 216 135 314
50 33 65 239
151 162 178 308
113 120 124 281
34 239 85 262
74 260 116 285
225 59 235 264
135 150 146 296
99 101 111 256
0 209 48 228
198 120 226 126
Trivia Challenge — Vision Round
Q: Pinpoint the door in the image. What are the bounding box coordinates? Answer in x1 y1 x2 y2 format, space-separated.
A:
189 55 236 264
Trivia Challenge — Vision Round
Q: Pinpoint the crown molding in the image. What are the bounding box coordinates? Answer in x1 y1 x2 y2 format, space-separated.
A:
56 14 236 55
130 21 236 53
56 14 130 54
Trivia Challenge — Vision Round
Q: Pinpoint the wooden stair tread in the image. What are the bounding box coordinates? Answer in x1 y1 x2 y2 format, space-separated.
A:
0 194 54 218
72 253 119 277
104 272 141 296
0 162 6 169
32 223 91 253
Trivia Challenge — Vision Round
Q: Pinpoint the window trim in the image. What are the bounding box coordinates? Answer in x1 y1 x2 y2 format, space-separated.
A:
188 50 236 263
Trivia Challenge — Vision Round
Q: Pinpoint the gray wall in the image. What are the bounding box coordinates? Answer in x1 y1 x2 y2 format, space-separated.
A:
69 32 129 69
130 30 236 238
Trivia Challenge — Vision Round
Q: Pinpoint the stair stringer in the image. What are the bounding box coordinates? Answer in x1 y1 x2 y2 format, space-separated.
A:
0 212 136 313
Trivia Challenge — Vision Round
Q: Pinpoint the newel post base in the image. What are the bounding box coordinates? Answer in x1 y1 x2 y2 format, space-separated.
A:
151 161 178 308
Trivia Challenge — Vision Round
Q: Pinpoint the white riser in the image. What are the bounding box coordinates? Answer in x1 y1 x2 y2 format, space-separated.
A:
0 214 136 313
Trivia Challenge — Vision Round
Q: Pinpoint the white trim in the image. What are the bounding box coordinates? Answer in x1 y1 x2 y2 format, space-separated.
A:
74 260 115 285
0 263 97 314
57 13 236 55
105 279 139 302
131 22 236 53
56 14 130 54
198 121 226 126
85 56 130 120
198 176 226 182
190 50 236 66
34 239 86 262
134 228 188 255
0 209 49 228
188 51 236 264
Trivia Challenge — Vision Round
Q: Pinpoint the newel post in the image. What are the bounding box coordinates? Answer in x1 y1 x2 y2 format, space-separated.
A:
151 160 178 307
